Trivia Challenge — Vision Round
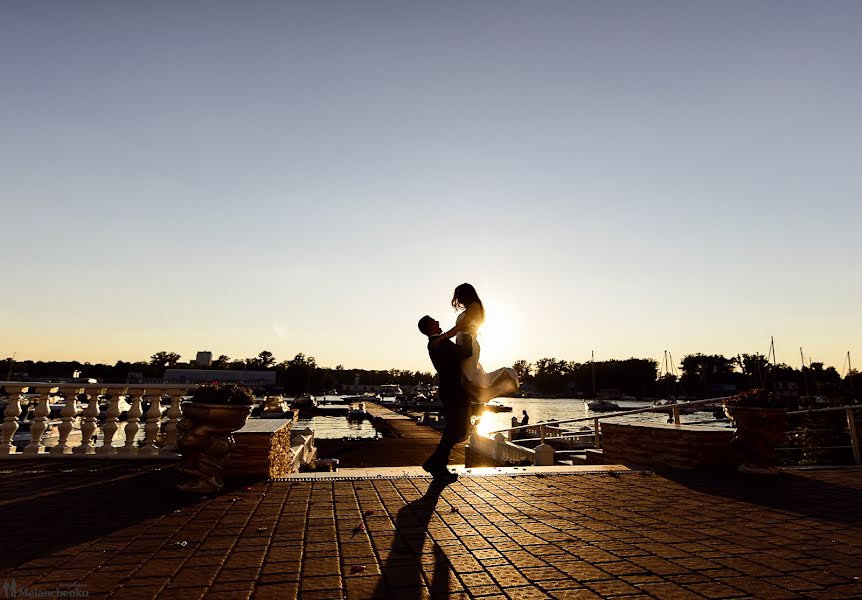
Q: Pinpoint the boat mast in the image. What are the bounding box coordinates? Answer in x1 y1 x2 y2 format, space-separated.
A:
5 352 14 380
800 347 810 399
664 350 670 399
591 350 596 399
668 352 678 397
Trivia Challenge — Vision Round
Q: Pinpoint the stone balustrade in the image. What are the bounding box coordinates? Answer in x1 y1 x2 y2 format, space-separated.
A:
0 382 191 459
468 430 554 466
290 427 317 471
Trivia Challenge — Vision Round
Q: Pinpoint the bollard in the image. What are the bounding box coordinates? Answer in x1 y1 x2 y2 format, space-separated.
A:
533 443 554 466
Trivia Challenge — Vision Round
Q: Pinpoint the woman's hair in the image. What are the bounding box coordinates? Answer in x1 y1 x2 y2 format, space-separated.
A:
452 283 483 313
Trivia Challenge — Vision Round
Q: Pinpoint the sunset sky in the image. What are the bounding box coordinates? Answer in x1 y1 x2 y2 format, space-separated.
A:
2 2 860 373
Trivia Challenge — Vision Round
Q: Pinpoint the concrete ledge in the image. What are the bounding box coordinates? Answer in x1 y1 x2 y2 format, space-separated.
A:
601 421 739 469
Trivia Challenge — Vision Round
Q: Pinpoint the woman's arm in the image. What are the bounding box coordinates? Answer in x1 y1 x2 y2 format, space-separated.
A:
441 303 482 339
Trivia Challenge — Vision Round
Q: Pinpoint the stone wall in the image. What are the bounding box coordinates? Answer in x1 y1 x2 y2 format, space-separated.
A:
601 422 740 469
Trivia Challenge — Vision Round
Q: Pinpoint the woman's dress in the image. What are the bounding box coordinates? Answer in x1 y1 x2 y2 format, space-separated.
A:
455 304 519 404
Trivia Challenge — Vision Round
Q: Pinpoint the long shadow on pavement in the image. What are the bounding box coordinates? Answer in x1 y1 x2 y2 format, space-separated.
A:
373 478 450 599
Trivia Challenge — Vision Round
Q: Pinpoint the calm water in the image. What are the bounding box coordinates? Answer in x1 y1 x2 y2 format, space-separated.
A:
293 395 380 439
474 397 731 436
296 396 730 440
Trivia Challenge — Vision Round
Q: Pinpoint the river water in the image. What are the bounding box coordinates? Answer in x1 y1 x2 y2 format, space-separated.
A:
296 395 730 440
473 397 731 436
293 396 381 439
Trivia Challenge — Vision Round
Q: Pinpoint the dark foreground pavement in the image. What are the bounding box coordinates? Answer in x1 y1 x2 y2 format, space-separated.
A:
1 461 860 599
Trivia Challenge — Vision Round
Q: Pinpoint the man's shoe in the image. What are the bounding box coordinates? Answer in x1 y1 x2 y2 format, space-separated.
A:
432 469 458 484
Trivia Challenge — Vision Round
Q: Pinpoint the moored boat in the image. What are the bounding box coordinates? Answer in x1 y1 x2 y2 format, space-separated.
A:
586 399 620 412
346 401 367 420
291 394 318 413
417 411 445 430
261 396 294 419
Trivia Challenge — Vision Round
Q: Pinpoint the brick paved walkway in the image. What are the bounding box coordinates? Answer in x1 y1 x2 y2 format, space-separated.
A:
1 462 860 599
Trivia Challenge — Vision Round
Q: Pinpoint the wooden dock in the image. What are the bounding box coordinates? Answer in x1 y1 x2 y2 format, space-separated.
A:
314 401 465 468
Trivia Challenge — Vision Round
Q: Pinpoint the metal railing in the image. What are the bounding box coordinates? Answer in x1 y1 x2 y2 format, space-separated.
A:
786 405 862 465
474 396 862 466
490 397 732 448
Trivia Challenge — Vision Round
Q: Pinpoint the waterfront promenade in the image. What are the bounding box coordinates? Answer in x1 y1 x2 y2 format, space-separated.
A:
1 461 861 599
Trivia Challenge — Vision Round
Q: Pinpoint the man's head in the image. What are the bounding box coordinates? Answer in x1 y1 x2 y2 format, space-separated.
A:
418 315 442 336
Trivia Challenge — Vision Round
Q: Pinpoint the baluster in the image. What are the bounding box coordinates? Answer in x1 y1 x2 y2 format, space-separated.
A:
24 386 57 455
160 389 185 455
97 390 125 455
594 417 601 449
140 391 164 455
0 385 28 455
119 389 144 454
73 387 103 455
494 432 506 463
51 386 82 455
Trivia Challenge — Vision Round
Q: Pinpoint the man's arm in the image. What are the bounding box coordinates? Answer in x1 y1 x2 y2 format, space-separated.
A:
436 337 472 363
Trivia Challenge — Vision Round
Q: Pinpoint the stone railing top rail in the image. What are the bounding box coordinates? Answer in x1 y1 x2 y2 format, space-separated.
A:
0 381 198 394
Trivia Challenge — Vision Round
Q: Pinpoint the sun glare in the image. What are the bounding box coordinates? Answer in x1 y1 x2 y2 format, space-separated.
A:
477 302 517 368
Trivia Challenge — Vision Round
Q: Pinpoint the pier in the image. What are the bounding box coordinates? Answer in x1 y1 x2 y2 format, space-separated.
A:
315 401 466 468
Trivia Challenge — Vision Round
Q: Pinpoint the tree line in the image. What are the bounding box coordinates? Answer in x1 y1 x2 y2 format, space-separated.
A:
3 350 859 399
513 353 859 400
2 351 434 395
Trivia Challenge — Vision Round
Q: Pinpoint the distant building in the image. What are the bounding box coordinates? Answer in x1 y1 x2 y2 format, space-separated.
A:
194 351 213 367
162 369 276 386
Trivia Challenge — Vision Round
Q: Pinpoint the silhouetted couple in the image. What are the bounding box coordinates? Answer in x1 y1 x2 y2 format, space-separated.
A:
418 283 519 482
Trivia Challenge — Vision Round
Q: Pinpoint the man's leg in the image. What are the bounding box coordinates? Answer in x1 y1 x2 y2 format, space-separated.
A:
423 422 459 473
423 400 469 473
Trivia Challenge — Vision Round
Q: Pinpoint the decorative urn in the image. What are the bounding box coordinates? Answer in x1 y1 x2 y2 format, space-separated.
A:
723 388 788 474
175 383 253 494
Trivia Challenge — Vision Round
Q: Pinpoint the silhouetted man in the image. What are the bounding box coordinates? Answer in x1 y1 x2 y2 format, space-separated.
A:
418 315 473 483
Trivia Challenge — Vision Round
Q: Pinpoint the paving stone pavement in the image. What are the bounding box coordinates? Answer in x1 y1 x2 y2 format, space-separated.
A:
1 462 861 599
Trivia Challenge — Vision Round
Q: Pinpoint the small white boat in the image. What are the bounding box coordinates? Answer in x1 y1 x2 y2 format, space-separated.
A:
261 396 293 419
346 401 367 420
417 411 445 430
378 385 402 404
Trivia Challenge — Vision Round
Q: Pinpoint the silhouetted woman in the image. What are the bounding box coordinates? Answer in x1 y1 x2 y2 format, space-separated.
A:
438 283 519 404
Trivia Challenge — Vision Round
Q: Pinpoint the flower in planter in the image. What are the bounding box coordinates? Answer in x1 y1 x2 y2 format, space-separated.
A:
725 388 787 409
189 382 255 406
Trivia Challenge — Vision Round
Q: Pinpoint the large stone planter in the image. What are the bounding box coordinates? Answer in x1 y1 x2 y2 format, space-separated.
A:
175 403 251 494
723 405 788 473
